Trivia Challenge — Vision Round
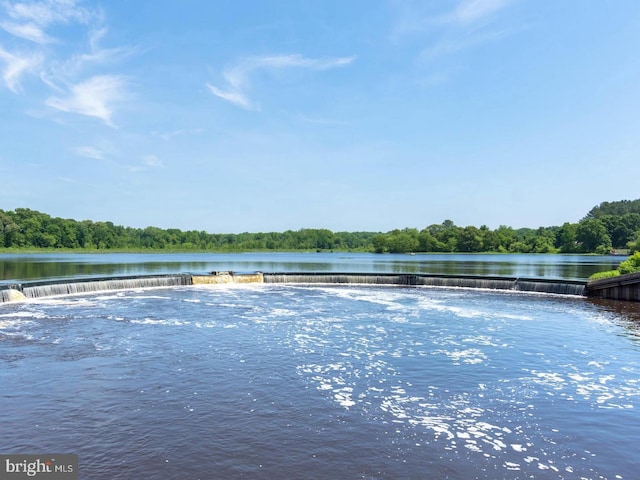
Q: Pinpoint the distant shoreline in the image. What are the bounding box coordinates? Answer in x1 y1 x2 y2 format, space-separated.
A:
0 248 620 256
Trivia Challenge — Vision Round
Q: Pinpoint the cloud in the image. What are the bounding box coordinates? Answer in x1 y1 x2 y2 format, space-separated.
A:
46 75 127 126
0 0 127 99
295 113 347 126
142 154 163 167
4 0 92 24
153 128 205 141
391 0 516 41
207 53 355 110
444 0 513 26
72 145 105 160
0 20 53 43
1 0 95 43
206 84 252 109
1 1 134 128
389 0 520 77
420 26 516 60
61 26 138 75
0 46 42 92
124 155 163 173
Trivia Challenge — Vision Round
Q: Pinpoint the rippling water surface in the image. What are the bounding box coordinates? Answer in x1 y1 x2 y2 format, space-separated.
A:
1 284 639 479
0 252 623 282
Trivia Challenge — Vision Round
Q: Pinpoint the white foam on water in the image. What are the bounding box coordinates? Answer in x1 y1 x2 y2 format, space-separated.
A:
1 331 36 341
0 319 35 330
522 365 638 409
130 318 190 326
268 308 298 317
0 311 45 319
94 293 127 300
504 461 521 471
279 286 640 478
32 297 99 307
315 286 413 312
128 294 172 300
433 348 488 365
7 282 630 478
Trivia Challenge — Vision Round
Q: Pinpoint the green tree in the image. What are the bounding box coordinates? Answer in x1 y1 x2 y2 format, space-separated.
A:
91 222 117 249
418 229 444 252
372 234 388 253
458 226 483 252
480 226 500 252
617 251 640 275
386 229 419 253
576 219 612 253
494 226 516 252
627 231 640 254
585 199 640 219
434 220 459 252
556 222 578 253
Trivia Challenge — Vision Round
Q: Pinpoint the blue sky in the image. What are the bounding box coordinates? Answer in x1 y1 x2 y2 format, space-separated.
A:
1 0 639 233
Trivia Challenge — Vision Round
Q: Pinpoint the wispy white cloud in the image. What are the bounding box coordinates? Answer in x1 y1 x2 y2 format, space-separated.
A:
391 0 517 45
207 53 356 110
1 0 95 44
125 155 163 173
420 25 517 60
443 0 513 26
37 25 136 99
153 128 205 141
0 45 41 92
46 75 127 126
62 27 138 75
390 0 520 85
72 145 105 160
142 154 163 167
0 20 53 43
206 84 252 110
295 113 348 126
4 0 93 24
57 176 100 188
1 0 134 127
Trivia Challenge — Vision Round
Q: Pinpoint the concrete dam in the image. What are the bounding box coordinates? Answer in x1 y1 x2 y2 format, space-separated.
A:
1 271 638 303
0 271 597 303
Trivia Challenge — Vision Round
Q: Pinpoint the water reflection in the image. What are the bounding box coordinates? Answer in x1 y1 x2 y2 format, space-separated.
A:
586 297 640 342
0 252 623 284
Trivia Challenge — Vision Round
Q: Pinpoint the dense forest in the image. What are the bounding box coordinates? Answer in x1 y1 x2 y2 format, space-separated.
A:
1 199 639 254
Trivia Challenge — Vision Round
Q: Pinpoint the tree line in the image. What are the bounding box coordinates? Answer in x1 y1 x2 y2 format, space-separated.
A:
1 199 639 254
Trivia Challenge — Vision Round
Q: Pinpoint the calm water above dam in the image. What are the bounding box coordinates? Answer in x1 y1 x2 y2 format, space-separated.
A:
0 252 624 283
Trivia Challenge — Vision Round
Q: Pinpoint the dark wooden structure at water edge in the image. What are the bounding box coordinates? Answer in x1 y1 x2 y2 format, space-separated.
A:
585 272 640 302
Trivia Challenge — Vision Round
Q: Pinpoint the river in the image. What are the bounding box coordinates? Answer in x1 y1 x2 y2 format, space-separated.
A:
0 253 638 479
0 252 625 283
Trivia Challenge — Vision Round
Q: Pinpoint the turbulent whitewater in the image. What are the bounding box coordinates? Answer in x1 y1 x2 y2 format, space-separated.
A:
1 284 639 479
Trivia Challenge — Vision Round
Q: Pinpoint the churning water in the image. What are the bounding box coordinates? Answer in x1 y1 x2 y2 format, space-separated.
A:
1 284 639 479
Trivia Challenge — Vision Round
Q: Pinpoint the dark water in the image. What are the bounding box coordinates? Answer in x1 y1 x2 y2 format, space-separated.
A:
1 284 639 479
0 252 625 284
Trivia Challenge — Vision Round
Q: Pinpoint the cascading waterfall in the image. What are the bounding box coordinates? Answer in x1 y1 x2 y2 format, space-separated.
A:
263 273 410 285
414 276 515 290
514 279 586 296
0 272 588 303
263 273 587 295
0 274 192 302
1 288 21 303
